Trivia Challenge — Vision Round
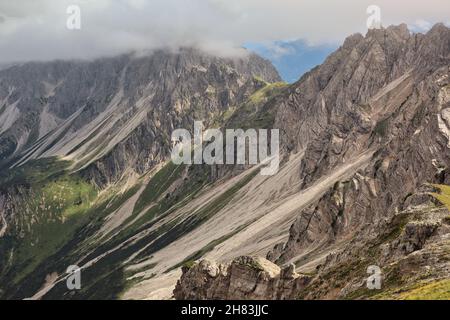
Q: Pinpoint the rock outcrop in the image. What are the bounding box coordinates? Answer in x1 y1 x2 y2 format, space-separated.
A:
174 203 450 300
174 256 311 300
267 24 450 267
0 48 280 178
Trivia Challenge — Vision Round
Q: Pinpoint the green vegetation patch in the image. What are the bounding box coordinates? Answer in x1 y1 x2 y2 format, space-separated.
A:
133 162 184 215
429 184 450 211
397 279 450 300
225 81 288 130
0 157 70 189
373 279 450 300
0 158 98 284
248 82 287 105
374 118 389 137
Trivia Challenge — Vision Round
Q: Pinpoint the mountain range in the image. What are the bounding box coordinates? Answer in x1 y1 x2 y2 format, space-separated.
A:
0 23 449 300
246 40 336 83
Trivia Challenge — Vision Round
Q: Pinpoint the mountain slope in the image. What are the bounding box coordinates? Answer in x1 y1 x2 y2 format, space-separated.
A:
174 24 450 300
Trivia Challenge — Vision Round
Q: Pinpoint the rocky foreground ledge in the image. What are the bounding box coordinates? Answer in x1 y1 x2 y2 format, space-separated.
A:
174 203 450 300
173 256 311 300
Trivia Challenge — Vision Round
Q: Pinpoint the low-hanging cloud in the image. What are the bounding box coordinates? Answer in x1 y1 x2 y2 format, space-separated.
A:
0 0 449 63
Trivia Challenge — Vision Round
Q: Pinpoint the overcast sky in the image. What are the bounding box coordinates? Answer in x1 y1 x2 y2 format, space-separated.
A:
0 0 449 63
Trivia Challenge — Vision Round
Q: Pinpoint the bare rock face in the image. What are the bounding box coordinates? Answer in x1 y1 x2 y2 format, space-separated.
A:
304 204 450 300
395 221 440 254
266 24 450 266
0 48 280 180
175 204 450 300
174 24 450 300
173 256 311 300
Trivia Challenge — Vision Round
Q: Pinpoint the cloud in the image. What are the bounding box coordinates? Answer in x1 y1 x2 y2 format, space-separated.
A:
0 0 449 63
411 19 433 32
264 43 295 59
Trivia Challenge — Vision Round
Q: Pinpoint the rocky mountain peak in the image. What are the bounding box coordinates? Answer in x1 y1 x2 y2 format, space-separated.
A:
366 23 411 41
341 33 365 49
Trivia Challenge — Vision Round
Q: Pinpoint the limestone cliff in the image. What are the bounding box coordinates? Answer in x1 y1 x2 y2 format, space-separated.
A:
174 24 450 300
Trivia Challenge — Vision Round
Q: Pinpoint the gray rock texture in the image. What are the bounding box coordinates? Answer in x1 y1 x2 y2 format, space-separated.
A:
174 256 311 300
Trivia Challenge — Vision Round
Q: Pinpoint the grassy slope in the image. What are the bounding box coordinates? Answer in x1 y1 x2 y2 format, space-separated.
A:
297 199 450 301
39 166 256 299
373 279 450 300
0 158 98 291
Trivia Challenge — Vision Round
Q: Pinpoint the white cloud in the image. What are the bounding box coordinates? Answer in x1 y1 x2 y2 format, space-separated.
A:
0 0 449 63
266 43 295 59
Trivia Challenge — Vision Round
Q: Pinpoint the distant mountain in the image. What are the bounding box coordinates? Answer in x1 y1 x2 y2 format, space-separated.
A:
0 48 282 299
245 40 336 83
0 49 280 176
